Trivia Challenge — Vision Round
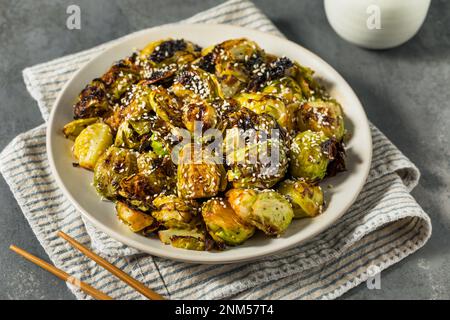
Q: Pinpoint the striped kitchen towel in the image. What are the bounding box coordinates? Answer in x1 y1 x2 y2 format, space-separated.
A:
0 0 431 300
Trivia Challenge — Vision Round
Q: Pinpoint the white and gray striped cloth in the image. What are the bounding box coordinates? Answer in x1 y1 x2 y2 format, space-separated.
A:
0 0 431 300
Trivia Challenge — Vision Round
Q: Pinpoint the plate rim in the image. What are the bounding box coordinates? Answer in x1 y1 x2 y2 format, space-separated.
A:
46 23 373 264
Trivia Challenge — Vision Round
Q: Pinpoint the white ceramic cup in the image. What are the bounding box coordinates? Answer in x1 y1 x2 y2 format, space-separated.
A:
324 0 431 49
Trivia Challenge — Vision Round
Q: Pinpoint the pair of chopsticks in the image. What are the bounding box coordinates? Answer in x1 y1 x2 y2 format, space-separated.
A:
10 231 165 300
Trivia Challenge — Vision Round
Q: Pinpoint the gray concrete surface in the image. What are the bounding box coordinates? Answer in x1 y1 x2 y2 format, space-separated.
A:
0 0 449 300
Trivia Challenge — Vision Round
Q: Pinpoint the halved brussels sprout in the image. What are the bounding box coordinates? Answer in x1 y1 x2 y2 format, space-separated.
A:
101 56 141 101
234 92 294 132
291 62 325 100
73 123 113 170
119 152 176 209
289 130 331 181
177 144 227 199
148 86 184 127
152 194 200 229
277 180 324 218
227 189 294 236
202 198 255 246
297 99 345 141
63 117 99 140
261 77 303 106
226 139 288 189
158 228 205 251
73 79 110 119
116 201 157 233
139 39 201 68
182 100 218 133
93 146 138 199
172 67 223 102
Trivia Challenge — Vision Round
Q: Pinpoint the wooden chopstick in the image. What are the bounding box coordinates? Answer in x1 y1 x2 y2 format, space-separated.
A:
9 245 113 300
57 231 165 300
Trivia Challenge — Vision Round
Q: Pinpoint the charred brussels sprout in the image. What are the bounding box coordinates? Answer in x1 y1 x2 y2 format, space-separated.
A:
73 79 110 119
93 146 138 199
277 180 324 218
139 39 201 67
202 198 255 246
297 99 345 141
63 117 99 140
73 123 113 170
224 109 288 189
177 144 227 199
172 67 223 102
119 152 176 210
227 189 294 236
289 130 331 181
261 77 302 105
101 56 141 101
152 194 200 229
234 92 293 132
182 100 218 132
291 63 325 100
148 86 184 127
158 228 205 251
116 201 157 233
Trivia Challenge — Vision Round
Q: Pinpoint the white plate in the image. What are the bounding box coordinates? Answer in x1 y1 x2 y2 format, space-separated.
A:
47 24 372 264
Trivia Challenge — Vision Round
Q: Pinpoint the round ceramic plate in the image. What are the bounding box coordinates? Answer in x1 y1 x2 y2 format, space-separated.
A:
47 24 372 264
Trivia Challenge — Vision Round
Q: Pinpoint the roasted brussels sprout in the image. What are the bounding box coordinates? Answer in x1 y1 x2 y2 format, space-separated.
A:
261 77 302 106
227 189 294 236
297 99 345 141
139 39 201 68
116 201 157 233
148 86 184 127
158 228 205 251
172 67 223 102
119 152 176 209
222 108 288 189
73 123 113 170
63 117 99 140
234 92 294 132
182 100 218 132
73 79 111 119
277 180 324 218
198 39 264 98
177 144 227 199
289 130 330 181
152 194 200 229
93 146 138 199
291 62 325 100
101 56 141 101
202 198 255 246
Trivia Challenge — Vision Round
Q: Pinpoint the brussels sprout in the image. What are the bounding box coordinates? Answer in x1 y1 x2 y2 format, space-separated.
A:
172 67 223 102
196 39 265 98
150 132 170 157
101 56 141 101
119 152 176 209
139 39 201 68
247 56 295 92
158 228 205 251
297 99 345 141
73 123 113 170
289 130 330 181
202 198 255 246
93 146 138 199
63 117 99 140
73 79 111 119
148 86 184 127
277 180 324 218
116 201 157 233
261 77 303 106
226 139 288 189
291 62 325 100
152 194 200 229
227 189 294 236
182 100 218 132
234 92 294 132
177 144 227 199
